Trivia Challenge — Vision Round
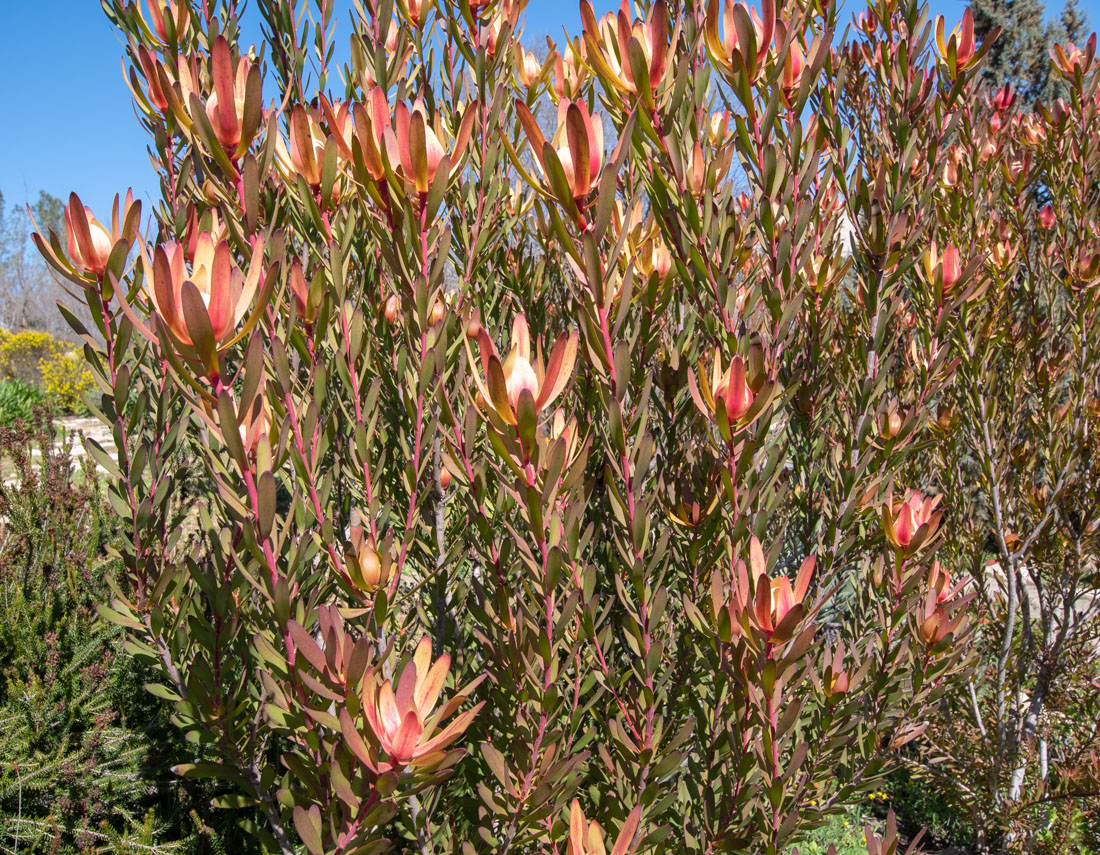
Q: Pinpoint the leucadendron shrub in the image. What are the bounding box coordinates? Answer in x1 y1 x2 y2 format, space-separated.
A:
33 0 1099 852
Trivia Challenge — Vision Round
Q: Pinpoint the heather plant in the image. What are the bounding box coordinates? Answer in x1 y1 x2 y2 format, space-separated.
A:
31 0 1100 853
0 411 264 854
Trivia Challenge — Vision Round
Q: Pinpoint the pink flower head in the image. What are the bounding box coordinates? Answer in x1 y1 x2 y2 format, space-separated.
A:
359 636 484 771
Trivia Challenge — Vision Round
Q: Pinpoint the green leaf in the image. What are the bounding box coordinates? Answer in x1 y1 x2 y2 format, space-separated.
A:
257 470 276 540
180 280 217 376
293 806 325 855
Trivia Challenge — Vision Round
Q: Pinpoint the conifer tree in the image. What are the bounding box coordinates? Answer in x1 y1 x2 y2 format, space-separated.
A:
1060 0 1090 46
971 0 1090 100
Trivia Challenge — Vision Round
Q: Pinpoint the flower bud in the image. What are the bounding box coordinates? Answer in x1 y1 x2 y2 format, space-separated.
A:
356 545 384 589
923 242 962 297
347 514 391 593
466 308 482 339
288 260 317 323
882 491 943 552
879 404 903 440
935 8 976 71
826 671 850 698
919 609 944 644
145 0 190 44
239 393 271 454
384 294 401 324
515 45 542 88
936 403 954 431
993 84 1014 111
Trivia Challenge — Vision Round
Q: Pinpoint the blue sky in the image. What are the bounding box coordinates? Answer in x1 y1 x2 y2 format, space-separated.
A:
1 0 1094 223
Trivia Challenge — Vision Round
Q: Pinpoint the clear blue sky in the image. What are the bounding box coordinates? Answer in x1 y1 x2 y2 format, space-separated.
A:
1 0 1094 223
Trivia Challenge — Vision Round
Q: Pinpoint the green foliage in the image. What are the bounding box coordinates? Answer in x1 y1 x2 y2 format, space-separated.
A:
0 411 262 854
795 808 876 855
885 766 974 850
0 379 44 424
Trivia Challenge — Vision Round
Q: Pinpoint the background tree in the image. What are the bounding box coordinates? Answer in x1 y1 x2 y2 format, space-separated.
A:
0 189 82 340
972 0 1091 99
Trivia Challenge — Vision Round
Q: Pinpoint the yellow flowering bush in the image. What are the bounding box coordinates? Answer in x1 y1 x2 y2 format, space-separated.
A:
0 329 67 385
38 349 93 414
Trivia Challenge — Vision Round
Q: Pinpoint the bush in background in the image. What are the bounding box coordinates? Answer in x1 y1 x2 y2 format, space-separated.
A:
0 329 66 387
0 379 45 425
0 329 92 416
0 410 258 854
38 349 93 415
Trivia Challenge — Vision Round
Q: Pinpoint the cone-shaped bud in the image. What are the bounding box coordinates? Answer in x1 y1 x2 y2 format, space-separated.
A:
347 512 390 592
936 402 954 431
466 308 482 339
430 296 447 326
879 401 903 440
384 294 401 324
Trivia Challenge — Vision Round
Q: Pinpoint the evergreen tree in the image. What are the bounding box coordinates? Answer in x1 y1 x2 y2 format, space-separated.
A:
970 0 1090 101
1060 0 1090 47
30 192 63 240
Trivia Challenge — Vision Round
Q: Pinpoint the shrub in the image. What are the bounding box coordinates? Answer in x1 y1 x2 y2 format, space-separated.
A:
38 349 93 414
33 0 1100 853
0 411 260 854
0 379 44 425
0 329 67 387
794 802 902 855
